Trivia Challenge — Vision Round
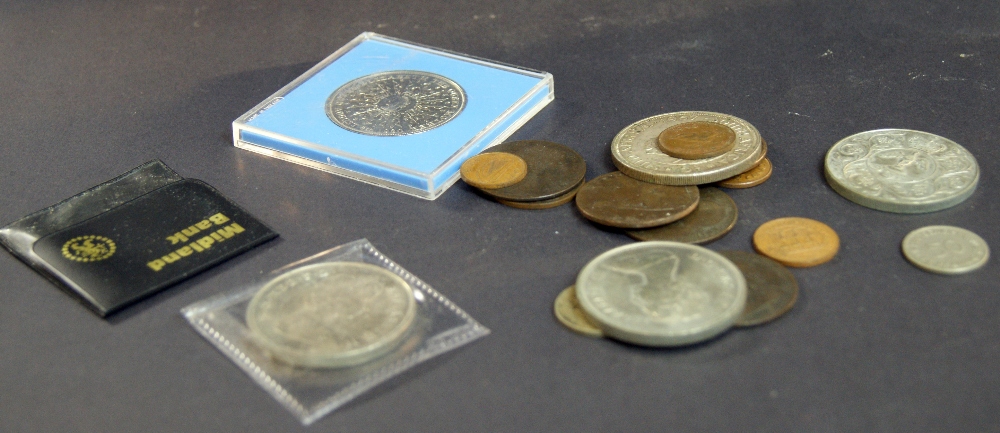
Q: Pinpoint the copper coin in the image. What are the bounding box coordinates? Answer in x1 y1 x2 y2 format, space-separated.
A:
575 171 700 229
460 152 528 189
718 251 799 327
753 217 839 267
625 187 738 244
657 121 737 160
717 158 772 189
478 140 586 202
498 180 584 210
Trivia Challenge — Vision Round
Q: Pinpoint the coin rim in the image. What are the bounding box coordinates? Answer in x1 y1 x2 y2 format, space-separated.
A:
718 250 799 327
901 225 990 275
553 286 604 337
717 157 773 189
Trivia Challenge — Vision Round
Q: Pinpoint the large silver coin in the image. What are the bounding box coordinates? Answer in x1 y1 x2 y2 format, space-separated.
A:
246 262 417 368
611 111 763 185
824 129 979 213
325 70 466 136
902 225 989 275
575 242 747 347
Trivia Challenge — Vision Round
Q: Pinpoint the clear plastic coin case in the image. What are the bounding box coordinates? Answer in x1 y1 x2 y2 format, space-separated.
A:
181 239 490 425
233 32 554 200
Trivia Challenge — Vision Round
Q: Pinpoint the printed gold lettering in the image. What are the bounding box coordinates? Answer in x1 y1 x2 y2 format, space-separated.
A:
161 252 182 263
176 246 193 257
209 213 230 225
210 232 224 242
189 242 204 252
196 237 214 249
195 220 212 230
147 259 166 271
181 226 201 237
166 233 189 244
216 223 245 238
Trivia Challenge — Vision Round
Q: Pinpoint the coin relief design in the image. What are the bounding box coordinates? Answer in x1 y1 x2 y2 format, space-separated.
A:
753 217 839 267
901 225 989 274
326 70 466 136
657 121 737 160
824 129 979 213
460 152 528 190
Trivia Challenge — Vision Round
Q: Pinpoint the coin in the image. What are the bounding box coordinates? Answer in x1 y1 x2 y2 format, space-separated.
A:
718 251 799 327
575 242 747 347
461 152 528 190
478 140 587 202
611 111 763 185
553 286 603 337
575 172 699 229
246 262 416 368
753 217 839 267
498 180 584 209
657 121 737 160
824 129 979 213
625 187 738 244
901 225 989 274
717 157 772 189
325 70 466 136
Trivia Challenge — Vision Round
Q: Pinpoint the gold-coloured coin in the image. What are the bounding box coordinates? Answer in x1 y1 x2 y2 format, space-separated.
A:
553 285 603 337
717 157 772 189
460 152 528 190
498 180 584 210
753 217 839 267
657 121 737 160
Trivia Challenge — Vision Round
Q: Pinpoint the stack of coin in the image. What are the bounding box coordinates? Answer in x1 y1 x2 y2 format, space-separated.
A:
460 140 586 209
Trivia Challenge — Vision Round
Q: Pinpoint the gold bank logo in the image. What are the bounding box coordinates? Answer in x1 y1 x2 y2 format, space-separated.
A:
62 235 117 262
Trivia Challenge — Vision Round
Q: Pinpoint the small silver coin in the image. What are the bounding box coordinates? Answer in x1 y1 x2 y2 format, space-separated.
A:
902 225 989 274
824 129 979 213
575 242 747 347
246 262 417 368
326 70 466 136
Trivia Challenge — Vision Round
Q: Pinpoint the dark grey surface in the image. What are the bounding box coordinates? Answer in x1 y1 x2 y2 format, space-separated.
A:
2 1 998 431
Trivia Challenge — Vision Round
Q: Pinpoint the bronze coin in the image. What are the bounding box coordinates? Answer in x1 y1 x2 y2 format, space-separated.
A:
498 180 584 210
460 152 528 189
575 171 700 228
753 217 839 267
718 250 799 327
478 140 586 202
625 187 738 244
717 157 772 189
753 139 768 167
657 121 737 160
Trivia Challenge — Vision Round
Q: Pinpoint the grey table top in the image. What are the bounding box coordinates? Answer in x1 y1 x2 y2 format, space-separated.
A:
2 1 998 431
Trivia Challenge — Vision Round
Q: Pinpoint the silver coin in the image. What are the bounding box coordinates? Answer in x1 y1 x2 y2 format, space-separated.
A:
902 225 989 274
246 262 417 368
575 242 747 347
610 111 763 185
824 129 979 213
325 70 466 136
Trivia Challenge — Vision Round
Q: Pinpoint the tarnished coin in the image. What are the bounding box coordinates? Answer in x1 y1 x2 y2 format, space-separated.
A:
625 187 737 244
611 111 763 185
553 286 603 337
575 172 699 229
246 262 416 368
902 225 989 274
498 180 584 210
717 157 772 189
753 217 839 267
479 140 586 202
461 152 528 190
824 129 979 213
575 242 747 347
657 121 737 160
718 251 799 327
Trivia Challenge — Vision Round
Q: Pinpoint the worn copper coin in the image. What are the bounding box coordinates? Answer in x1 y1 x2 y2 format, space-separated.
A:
718 251 799 327
460 152 528 189
553 286 603 337
657 121 737 160
478 140 586 202
718 157 772 189
625 187 738 244
575 172 700 229
753 217 839 267
498 180 584 209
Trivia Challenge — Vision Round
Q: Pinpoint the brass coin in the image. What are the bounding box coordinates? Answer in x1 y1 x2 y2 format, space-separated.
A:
717 158 772 189
718 251 799 327
498 180 584 209
460 152 528 189
575 172 700 229
753 217 839 267
478 140 586 202
657 121 737 160
553 286 603 338
625 187 738 244
755 139 769 167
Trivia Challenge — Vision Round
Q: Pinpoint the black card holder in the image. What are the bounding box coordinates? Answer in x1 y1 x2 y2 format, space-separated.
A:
0 160 278 317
